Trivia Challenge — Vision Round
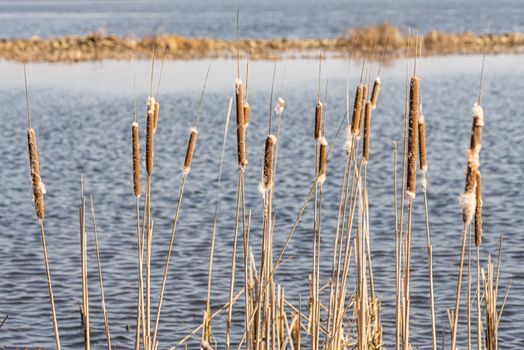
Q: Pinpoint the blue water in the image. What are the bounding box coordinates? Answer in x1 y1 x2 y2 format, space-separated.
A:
0 0 523 39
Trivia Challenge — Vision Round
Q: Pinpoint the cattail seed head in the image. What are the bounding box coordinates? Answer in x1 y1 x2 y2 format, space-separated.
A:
357 85 367 137
183 128 198 175
243 102 250 128
275 97 285 114
362 101 372 163
27 128 45 219
418 113 427 173
132 122 141 197
146 96 155 175
314 101 323 141
470 103 484 159
235 79 247 169
370 77 381 110
317 136 328 185
351 84 363 136
153 101 160 133
259 134 277 193
475 171 483 247
406 76 419 199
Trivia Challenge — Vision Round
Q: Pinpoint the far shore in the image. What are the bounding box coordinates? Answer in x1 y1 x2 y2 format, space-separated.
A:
2 24 524 63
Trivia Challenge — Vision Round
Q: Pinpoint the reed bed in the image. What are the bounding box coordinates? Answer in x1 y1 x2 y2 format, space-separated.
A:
18 38 514 350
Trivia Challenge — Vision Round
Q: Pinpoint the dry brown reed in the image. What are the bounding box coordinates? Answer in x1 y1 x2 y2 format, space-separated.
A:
370 77 381 110
235 79 247 169
406 76 419 199
351 84 363 135
183 128 198 174
146 96 156 175
315 101 323 140
362 101 372 163
132 122 141 197
27 128 45 219
475 171 483 247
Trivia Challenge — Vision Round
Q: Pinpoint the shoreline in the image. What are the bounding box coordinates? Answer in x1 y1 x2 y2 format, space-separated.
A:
3 23 524 63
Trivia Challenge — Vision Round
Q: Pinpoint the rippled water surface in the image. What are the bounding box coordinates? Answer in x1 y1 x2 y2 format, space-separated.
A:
0 55 523 348
0 0 524 39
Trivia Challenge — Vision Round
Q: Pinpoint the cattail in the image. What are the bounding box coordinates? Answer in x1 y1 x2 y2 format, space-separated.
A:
146 96 155 175
317 136 327 185
27 128 45 219
357 85 368 137
132 122 141 197
314 101 323 141
418 112 427 173
183 128 198 175
463 103 484 225
406 76 419 199
370 77 381 110
260 134 277 193
235 79 247 168
153 101 160 133
475 171 482 247
351 84 363 136
243 102 250 128
362 101 372 163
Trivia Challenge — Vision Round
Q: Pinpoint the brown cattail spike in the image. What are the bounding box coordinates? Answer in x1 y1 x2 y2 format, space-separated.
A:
153 101 160 133
27 128 45 219
183 128 198 175
314 101 323 140
406 76 419 199
463 103 484 225
351 84 363 136
317 136 327 185
475 171 482 247
418 112 427 173
235 79 247 169
132 122 141 197
145 96 155 175
370 77 381 110
243 102 250 128
357 85 368 137
362 101 372 163
260 134 277 193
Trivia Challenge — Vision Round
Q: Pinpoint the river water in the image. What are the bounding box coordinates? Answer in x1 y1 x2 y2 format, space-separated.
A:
0 0 523 39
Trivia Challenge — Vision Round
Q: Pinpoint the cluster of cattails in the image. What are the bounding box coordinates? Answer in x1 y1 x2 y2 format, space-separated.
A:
462 103 484 225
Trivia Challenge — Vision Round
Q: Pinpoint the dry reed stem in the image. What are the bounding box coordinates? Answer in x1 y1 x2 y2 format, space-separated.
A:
235 79 247 169
146 97 156 175
406 76 419 199
475 171 482 247
80 192 90 350
351 84 363 135
132 122 141 197
362 101 372 163
370 77 381 110
27 128 44 219
315 101 323 140
89 194 112 350
450 224 469 350
183 128 198 174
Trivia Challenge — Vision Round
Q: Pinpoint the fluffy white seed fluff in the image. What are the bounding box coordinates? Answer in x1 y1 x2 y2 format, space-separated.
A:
344 128 353 155
406 190 416 200
235 79 242 93
147 96 155 114
189 127 199 134
461 191 476 225
419 113 425 124
275 97 285 114
421 176 427 191
319 136 327 146
472 103 484 126
317 174 326 185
